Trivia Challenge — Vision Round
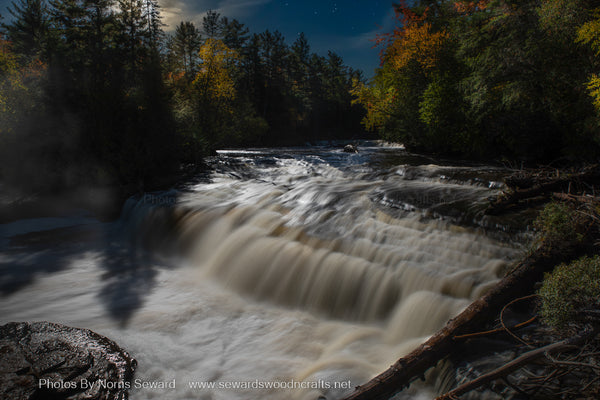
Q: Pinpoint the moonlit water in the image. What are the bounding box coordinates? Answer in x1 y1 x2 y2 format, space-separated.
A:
0 143 521 399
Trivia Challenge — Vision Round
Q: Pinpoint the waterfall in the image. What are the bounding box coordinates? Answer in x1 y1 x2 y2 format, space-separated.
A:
1 144 522 400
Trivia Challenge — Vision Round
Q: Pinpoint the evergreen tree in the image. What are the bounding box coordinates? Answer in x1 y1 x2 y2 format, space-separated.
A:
4 0 50 59
142 0 164 50
116 0 146 75
169 21 201 77
202 9 224 39
222 18 249 51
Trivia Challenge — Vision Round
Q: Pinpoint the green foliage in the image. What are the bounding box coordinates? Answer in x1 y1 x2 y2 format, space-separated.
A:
534 202 585 247
538 255 600 330
0 1 364 196
353 0 600 160
166 13 363 150
168 21 202 77
3 0 49 58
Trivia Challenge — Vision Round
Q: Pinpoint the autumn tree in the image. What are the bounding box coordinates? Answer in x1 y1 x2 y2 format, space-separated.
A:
190 38 239 147
2 2 365 196
576 6 600 121
353 0 600 159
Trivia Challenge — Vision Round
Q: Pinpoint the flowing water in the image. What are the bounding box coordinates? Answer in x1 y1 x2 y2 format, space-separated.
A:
0 143 524 399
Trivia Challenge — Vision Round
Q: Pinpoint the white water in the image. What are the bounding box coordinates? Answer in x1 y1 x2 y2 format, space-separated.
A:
0 145 520 399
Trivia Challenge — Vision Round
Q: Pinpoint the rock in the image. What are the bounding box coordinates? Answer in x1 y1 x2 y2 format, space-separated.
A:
343 144 358 153
0 322 136 400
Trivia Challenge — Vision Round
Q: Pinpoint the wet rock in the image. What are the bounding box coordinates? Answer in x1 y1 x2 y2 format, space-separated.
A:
343 144 358 153
0 321 136 400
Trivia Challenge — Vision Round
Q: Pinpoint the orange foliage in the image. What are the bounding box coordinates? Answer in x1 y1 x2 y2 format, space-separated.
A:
388 22 449 71
166 70 186 84
453 0 490 14
0 37 11 54
23 58 47 80
374 1 424 54
1 36 46 80
374 1 449 71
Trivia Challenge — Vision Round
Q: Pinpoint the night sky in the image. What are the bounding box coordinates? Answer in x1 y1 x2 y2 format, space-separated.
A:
0 0 396 77
158 0 395 77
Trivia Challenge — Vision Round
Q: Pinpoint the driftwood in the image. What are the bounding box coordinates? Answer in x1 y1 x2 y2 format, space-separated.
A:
553 192 600 204
340 242 585 400
453 315 537 341
434 329 593 400
486 165 600 215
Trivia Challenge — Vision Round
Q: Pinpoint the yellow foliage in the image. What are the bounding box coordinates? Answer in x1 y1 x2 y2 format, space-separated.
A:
587 74 600 111
193 38 239 104
387 22 449 71
577 8 600 55
577 9 600 112
1 38 21 111
0 38 47 133
350 78 396 131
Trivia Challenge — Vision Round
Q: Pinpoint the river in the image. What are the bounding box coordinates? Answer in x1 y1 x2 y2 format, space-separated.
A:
0 143 523 399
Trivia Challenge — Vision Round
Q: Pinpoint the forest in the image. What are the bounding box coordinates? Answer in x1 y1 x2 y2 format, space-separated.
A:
0 0 365 195
4 0 600 198
352 0 600 161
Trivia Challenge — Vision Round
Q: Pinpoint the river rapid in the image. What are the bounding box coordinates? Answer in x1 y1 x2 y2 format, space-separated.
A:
0 143 524 399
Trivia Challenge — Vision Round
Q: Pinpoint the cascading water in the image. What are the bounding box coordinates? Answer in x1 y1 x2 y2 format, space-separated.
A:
0 143 523 399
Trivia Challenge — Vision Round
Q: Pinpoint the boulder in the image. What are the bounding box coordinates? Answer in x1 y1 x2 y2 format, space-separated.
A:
0 321 136 400
343 144 358 153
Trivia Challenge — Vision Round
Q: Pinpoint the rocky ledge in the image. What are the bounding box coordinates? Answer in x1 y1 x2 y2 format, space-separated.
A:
0 321 136 400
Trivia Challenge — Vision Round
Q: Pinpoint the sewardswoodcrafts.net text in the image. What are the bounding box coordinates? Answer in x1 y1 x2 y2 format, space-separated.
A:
38 378 353 391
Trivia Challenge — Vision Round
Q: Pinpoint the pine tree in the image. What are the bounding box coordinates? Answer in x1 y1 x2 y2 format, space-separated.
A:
4 0 50 59
116 0 146 73
222 18 249 51
142 0 164 50
169 21 201 76
202 9 223 39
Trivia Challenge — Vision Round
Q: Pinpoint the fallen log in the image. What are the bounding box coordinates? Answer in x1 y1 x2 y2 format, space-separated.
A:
486 165 600 215
435 329 594 400
340 241 586 400
552 192 600 204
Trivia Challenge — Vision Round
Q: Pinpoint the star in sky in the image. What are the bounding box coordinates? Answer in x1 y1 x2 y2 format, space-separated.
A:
0 0 394 77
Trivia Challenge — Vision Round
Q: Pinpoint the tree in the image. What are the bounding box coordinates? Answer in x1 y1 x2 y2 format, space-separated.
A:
288 33 312 134
222 17 249 51
351 0 600 159
257 29 289 134
194 38 238 103
48 0 87 57
168 21 201 77
192 38 239 146
142 0 163 49
116 0 147 75
202 9 223 39
4 0 50 59
577 7 600 114
289 32 310 92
